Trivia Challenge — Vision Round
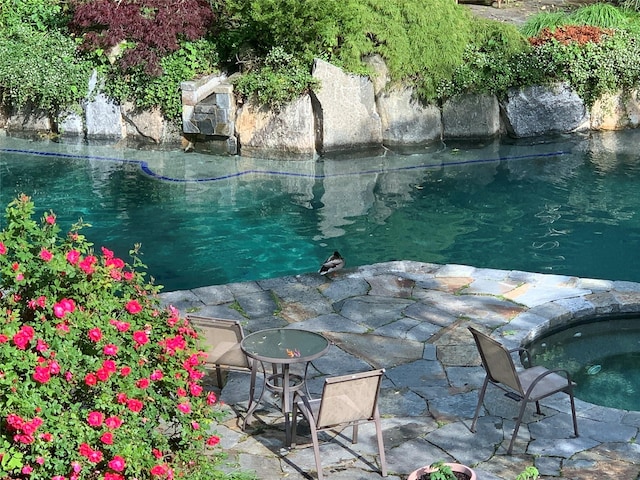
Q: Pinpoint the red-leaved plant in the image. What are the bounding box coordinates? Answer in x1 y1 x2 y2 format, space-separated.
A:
70 0 215 75
0 195 227 480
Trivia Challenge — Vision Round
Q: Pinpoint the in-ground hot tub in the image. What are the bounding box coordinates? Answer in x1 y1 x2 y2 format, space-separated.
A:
524 313 640 411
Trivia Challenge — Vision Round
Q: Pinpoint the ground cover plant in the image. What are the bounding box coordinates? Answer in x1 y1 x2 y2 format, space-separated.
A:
0 195 242 480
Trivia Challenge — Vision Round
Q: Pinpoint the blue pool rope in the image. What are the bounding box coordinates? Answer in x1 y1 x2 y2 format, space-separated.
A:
1 147 571 183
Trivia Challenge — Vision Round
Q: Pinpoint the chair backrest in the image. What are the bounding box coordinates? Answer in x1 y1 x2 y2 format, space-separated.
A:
187 315 250 369
315 369 385 429
469 327 523 394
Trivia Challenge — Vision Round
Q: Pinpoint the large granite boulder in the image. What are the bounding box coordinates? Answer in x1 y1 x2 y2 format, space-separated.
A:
311 59 382 153
122 103 166 144
377 88 442 145
5 104 51 134
502 82 590 137
235 94 316 158
589 89 640 130
442 93 501 139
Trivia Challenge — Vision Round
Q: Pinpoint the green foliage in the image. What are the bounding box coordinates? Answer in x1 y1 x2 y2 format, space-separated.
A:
521 12 571 37
103 39 220 120
224 0 364 63
0 0 70 34
438 20 533 99
443 9 640 108
569 2 630 28
522 2 633 36
0 195 234 480
232 46 318 108
426 461 456 480
530 30 640 106
515 466 539 480
226 0 474 103
0 26 92 113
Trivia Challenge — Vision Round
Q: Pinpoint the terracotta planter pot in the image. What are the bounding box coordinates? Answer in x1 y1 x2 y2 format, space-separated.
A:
407 463 478 480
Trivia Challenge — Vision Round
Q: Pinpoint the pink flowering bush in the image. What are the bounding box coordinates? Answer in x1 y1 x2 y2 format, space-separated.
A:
0 196 235 480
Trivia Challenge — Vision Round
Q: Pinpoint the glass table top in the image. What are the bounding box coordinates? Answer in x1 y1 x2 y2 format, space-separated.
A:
241 328 330 363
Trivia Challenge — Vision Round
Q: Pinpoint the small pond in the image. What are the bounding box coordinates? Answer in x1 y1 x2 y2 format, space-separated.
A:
526 314 640 411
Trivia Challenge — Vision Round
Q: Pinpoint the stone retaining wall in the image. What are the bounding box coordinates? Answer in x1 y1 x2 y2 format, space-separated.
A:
2 59 640 158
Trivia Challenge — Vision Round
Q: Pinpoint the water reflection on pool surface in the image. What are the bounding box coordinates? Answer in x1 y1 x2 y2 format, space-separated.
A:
2 130 640 291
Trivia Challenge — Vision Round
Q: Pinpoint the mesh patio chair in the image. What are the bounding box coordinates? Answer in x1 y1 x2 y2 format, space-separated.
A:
187 315 251 387
468 327 579 454
291 369 387 480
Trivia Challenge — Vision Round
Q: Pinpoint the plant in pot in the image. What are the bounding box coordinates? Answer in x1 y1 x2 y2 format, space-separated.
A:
407 461 477 480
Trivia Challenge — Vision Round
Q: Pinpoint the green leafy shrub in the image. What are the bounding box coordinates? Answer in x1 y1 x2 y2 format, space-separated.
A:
439 19 531 99
0 0 70 34
103 39 220 120
528 28 640 106
233 46 318 108
0 195 230 480
225 0 474 102
0 26 92 113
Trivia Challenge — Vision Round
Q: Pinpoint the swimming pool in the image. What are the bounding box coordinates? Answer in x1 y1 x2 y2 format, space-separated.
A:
2 130 640 292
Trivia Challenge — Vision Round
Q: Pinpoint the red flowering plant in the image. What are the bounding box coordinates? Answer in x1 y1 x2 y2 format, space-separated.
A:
0 195 233 480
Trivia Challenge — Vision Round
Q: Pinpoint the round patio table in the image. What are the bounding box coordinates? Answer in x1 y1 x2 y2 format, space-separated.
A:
241 328 330 447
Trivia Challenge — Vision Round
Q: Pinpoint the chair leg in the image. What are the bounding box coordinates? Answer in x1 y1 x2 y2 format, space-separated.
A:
374 409 387 477
352 423 359 444
569 390 579 437
215 365 224 388
471 377 489 432
291 399 299 447
310 425 324 480
508 398 529 454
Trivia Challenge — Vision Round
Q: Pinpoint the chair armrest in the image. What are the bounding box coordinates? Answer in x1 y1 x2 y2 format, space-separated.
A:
509 346 533 367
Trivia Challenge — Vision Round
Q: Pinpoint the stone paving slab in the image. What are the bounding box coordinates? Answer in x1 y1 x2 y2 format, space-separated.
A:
160 261 640 480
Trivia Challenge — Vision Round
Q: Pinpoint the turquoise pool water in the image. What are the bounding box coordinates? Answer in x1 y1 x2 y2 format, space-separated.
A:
2 130 640 292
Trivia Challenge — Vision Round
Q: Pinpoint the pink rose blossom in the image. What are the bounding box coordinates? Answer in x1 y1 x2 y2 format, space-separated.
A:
177 402 191 414
87 449 103 463
45 215 56 224
108 456 126 472
125 300 142 314
0 242 6 254
33 366 51 384
100 432 114 445
126 398 143 412
87 411 104 427
136 378 150 389
103 344 119 356
132 330 149 346
88 328 102 342
39 248 53 262
150 369 163 381
105 416 122 429
78 443 92 457
206 435 221 446
84 373 97 386
66 250 80 265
